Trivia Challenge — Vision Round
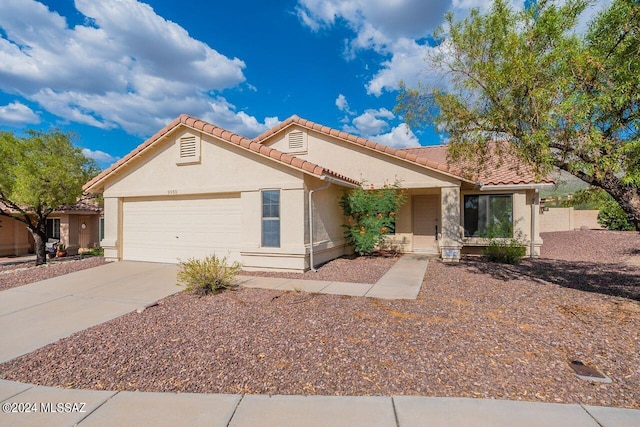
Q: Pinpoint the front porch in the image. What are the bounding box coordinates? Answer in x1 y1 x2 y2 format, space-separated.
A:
385 187 463 261
384 185 542 261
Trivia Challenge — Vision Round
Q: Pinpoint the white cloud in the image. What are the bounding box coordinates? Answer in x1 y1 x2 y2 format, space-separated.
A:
335 94 349 112
0 0 271 137
297 0 611 96
342 108 419 148
203 97 279 138
0 101 40 126
82 148 118 164
373 123 420 148
344 108 395 137
296 0 451 94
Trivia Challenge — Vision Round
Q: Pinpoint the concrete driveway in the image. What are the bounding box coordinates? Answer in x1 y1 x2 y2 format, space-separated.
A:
0 261 180 363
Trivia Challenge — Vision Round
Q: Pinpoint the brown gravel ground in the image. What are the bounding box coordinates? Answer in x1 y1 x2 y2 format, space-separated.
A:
241 253 400 284
0 256 106 292
1 230 639 408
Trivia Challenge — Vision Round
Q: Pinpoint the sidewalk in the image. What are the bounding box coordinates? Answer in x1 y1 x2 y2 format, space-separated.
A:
237 253 430 299
1 380 638 427
1 259 638 426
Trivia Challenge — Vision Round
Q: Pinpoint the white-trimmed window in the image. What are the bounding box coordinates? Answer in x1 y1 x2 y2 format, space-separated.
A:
46 218 60 240
176 134 201 164
262 190 280 247
287 130 307 153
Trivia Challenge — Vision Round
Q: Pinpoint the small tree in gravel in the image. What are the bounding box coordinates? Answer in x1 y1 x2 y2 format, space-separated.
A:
0 129 98 265
340 181 407 256
177 254 241 296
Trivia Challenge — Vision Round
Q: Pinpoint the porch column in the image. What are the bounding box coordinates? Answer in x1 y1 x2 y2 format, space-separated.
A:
440 186 463 262
102 197 120 261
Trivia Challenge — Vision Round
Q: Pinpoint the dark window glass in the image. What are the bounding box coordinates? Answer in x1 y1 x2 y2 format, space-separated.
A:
464 194 513 237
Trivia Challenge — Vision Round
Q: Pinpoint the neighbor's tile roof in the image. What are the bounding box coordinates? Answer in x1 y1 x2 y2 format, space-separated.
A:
400 146 554 186
84 115 359 191
253 115 471 182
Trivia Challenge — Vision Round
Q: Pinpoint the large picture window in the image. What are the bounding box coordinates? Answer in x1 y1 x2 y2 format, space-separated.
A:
46 218 60 240
464 194 513 237
262 190 280 247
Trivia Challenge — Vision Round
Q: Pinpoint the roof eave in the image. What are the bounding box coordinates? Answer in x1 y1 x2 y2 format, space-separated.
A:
479 183 555 191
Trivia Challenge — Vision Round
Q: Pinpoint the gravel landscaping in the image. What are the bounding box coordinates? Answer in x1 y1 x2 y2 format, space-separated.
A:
241 253 400 284
0 256 106 292
0 230 639 409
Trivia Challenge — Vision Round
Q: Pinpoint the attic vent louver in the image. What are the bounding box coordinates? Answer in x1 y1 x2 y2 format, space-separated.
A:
288 131 305 152
177 134 200 165
180 135 197 158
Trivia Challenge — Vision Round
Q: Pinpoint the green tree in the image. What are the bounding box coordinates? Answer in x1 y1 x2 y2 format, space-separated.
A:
339 181 407 256
0 130 99 265
397 0 640 230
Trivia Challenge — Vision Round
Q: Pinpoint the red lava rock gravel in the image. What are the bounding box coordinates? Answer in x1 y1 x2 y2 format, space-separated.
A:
241 253 400 284
0 256 106 292
1 231 639 409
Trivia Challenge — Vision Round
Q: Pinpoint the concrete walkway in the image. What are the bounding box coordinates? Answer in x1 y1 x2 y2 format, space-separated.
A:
237 253 431 300
1 260 639 426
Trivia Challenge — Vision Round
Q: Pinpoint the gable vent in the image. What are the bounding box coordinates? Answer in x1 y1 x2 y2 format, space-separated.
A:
180 135 197 158
288 131 305 152
177 134 201 165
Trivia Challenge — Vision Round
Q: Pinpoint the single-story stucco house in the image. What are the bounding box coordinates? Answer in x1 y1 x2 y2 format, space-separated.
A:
0 201 102 257
84 114 553 271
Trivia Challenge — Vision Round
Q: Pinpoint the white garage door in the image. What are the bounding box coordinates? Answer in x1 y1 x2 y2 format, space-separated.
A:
122 195 241 264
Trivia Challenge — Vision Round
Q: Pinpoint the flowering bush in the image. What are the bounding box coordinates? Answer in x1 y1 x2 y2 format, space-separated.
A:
339 181 407 256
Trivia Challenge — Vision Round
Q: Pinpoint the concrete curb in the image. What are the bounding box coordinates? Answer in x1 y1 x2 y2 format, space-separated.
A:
1 380 638 426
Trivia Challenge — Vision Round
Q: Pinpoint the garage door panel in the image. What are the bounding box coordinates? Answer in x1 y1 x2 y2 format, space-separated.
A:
122 195 241 264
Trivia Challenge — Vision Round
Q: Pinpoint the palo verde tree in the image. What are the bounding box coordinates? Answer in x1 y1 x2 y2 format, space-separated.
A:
0 130 99 265
397 0 640 230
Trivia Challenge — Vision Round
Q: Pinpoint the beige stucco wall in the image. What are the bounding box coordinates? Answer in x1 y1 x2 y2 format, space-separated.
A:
540 208 602 232
265 127 461 189
0 216 31 256
304 175 349 268
100 127 328 271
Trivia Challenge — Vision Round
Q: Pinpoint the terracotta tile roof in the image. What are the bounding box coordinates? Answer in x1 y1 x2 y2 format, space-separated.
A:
84 115 359 191
400 146 555 186
255 116 554 187
253 115 472 182
0 200 100 214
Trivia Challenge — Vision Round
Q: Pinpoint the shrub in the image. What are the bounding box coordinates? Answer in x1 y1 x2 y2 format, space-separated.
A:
481 223 527 264
597 200 634 231
339 181 407 256
177 254 241 296
483 239 527 264
80 247 104 257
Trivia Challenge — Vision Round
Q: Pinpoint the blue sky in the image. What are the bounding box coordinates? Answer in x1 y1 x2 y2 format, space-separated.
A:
0 0 609 168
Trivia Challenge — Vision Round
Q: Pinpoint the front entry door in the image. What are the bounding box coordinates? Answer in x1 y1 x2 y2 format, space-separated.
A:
413 195 439 252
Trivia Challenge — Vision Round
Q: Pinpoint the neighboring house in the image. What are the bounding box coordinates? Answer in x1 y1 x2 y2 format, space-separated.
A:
0 201 102 257
84 114 553 271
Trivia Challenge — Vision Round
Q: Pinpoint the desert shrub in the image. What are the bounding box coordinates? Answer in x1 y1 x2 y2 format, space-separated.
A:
339 181 407 256
597 200 634 231
481 223 527 264
483 239 527 264
80 247 104 257
177 254 241 296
